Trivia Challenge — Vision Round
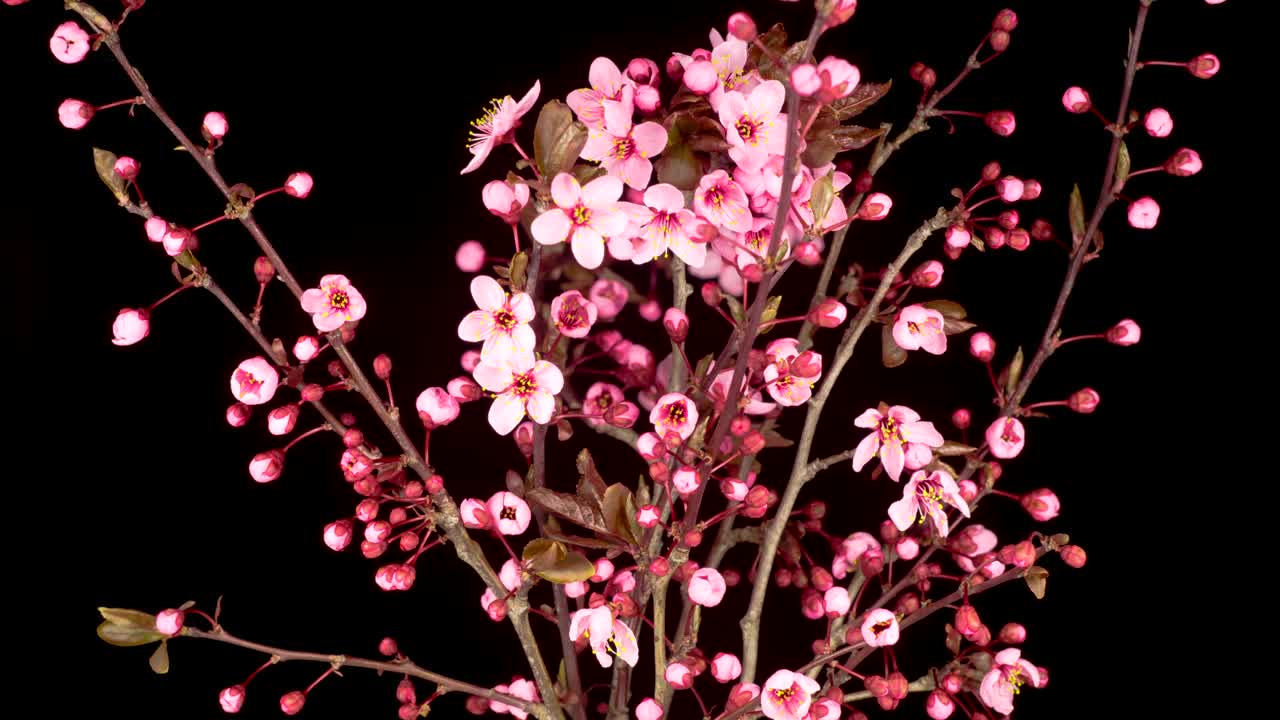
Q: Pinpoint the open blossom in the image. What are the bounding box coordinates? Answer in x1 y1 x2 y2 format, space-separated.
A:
720 81 787 172
300 274 367 332
580 85 667 190
985 416 1025 458
650 392 698 440
694 169 753 233
636 698 664 720
979 649 1041 715
568 57 631 129
492 678 540 720
551 290 598 338
531 173 627 269
569 606 639 668
760 670 820 720
852 405 944 481
860 608 900 646
461 80 540 174
622 183 706 266
459 275 536 363
893 304 947 354
50 21 90 64
111 308 150 346
763 339 821 407
486 491 532 535
583 382 624 426
473 352 564 435
230 357 279 405
888 470 971 538
688 567 726 606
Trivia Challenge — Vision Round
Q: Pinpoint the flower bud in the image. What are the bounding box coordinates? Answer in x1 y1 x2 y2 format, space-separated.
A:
605 401 639 428
1107 319 1141 346
627 58 660 86
155 608 184 636
728 11 757 41
999 622 1027 644
249 450 285 483
219 685 246 713
58 98 94 129
455 241 486 272
809 298 848 327
793 241 822 266
944 225 971 249
280 691 306 715
1127 196 1160 229
683 60 718 95
111 308 150 346
926 690 955 719
226 403 252 428
416 387 460 429
984 110 1016 136
284 172 313 199
969 332 995 362
649 556 669 577
993 8 1017 31
665 661 694 689
663 308 689 343
989 30 1010 52
636 505 661 528
162 228 194 257
1144 108 1173 137
202 111 228 141
1165 148 1202 176
1061 86 1091 113
1188 53 1220 79
1030 218 1054 241
1021 488 1061 521
113 156 140 181
911 260 944 288
267 405 300 435
1060 544 1087 567
858 193 892 220
997 209 1019 230
951 408 971 429
324 519 354 551
1007 228 1030 251
1068 387 1100 413
701 281 722 306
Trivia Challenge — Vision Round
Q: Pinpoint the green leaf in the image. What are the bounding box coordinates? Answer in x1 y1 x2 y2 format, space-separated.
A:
1000 346 1024 398
602 484 641 546
800 136 840 168
92 147 130 205
99 607 157 628
1068 184 1086 246
881 322 907 368
522 538 567 571
724 295 746 325
534 551 596 584
543 531 620 551
97 621 165 647
829 81 893 121
922 299 966 320
655 120 702 191
693 353 714 385
510 251 529 292
149 641 170 674
1115 141 1131 188
1024 566 1048 600
757 295 782 334
533 101 588 179
809 175 835 228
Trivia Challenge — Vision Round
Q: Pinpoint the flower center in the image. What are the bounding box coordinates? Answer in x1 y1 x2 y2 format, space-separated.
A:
1000 421 1021 444
664 401 687 425
772 687 795 702
879 417 903 444
501 506 518 521
736 114 764 145
493 309 517 331
572 205 593 226
649 211 678 238
612 137 636 160
596 394 614 410
557 300 583 329
1006 666 1026 694
234 369 262 397
468 98 503 145
706 188 724 207
721 70 746 92
511 371 537 398
328 289 350 310
872 619 894 635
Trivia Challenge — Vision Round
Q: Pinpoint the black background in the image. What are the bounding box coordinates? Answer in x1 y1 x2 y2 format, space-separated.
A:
5 0 1250 718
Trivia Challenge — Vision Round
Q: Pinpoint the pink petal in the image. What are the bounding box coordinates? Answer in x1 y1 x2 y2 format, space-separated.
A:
589 56 624 96
313 312 346 332
892 320 920 350
620 155 653 191
552 173 582 209
531 210 571 245
514 80 541 116
888 405 921 423
532 361 564 394
458 310 495 342
526 390 555 424
717 93 749 143
632 122 668 158
750 80 787 118
644 183 684 212
670 235 707 267
582 175 624 208
581 129 613 161
572 228 606 269
590 206 629 238
714 39 748 75
460 139 493 175
602 88 635 137
472 361 513 393
509 292 535 323
300 288 326 313
488 393 527 435
512 323 537 356
881 442 905 481
853 408 883 428
470 275 506 312
901 421 943 447
851 432 879 471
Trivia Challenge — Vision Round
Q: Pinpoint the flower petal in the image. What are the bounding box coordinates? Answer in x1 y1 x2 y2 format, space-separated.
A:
532 361 564 395
552 173 582 209
572 228 606 269
851 432 879 471
582 175 624 208
531 209 571 245
488 392 527 435
881 441 905 481
472 361 514 393
526 390 555 424
632 121 668 158
470 275 506 312
888 496 917 531
458 310 496 342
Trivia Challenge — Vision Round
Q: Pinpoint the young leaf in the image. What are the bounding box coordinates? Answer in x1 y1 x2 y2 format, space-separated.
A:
149 642 171 674
522 538 567 570
881 322 907 368
99 607 157 629
831 125 886 151
829 81 892 121
602 484 641 546
510 251 530 292
757 295 782 334
935 441 977 457
92 147 129 205
922 299 966 320
533 101 588 179
1115 141 1131 188
526 488 609 536
576 449 608 505
97 621 165 647
534 551 596 584
1024 566 1049 600
1000 346 1024 398
1068 184 1086 245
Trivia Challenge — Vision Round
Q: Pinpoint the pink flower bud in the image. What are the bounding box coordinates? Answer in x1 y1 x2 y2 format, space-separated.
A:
635 84 661 113
50 21 91 64
824 586 852 616
1061 86 1092 113
231 357 280 405
627 58 661 86
665 661 694 690
1127 196 1160 229
911 260 944 288
1022 488 1061 521
226 403 252 428
287 336 318 363
1144 108 1173 137
447 376 482 402
663 308 689 343
993 8 1017 31
459 498 491 529
710 653 742 683
249 449 285 483
809 297 848 327
111 308 150 346
997 210 1019 230
791 63 822 97
684 60 718 94
141 217 168 244
416 387 460 429
113 156 140 181
634 299 658 322
858 193 892 220
791 241 822 266
969 332 995 362
897 536 920 560
365 520 392 544
637 698 665 720
324 519 353 551
280 691 306 716
605 401 640 428
155 608 184 636
649 556 669 576
162 228 193 257
910 62 937 89
202 112 228 141
985 417 1025 459
996 176 1024 203
951 408 971 429
219 685 246 713
284 172 313 199
688 567 726 607
1068 387 1100 414
1188 53 1220 79
926 690 955 719
726 683 760 711
984 110 1016 136
379 637 399 656
455 241 487 272
1107 318 1141 346
482 180 530 224
728 12 757 41
944 225 971 249
1165 148 1202 176
1007 228 1030 251
59 98 97 132
636 505 661 528
267 405 300 435
1060 544 1087 567
999 622 1027 644
665 54 686 83
354 499 379 524
955 604 982 636
989 30 1010 52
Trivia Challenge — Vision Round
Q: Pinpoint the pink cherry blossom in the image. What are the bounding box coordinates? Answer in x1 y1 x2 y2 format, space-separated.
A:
1061 86 1091 113
852 405 944 481
694 170 753 233
683 59 718 94
688 567 726 606
985 110 1016 136
202 112 228 140
293 336 320 363
300 274 367 332
760 670 820 720
415 387 460 428
996 176 1024 203
111 308 150 346
50 21 90 64
706 38 756 111
672 465 701 496
155 608 184 636
486 491 532 535
580 85 667 190
58 98 94 129
249 450 284 483
951 524 999 572
1108 318 1141 345
455 241 487 272
497 678 540 720
979 648 1041 715
483 180 531 224
888 469 971 538
1144 108 1173 137
569 606 639 668
461 80 541 174
623 183 706 266
637 698 664 720
857 192 892 220
712 653 742 683
720 81 788 172
583 382 625 427
893 304 947 354
1021 488 1060 521
791 57 860 103
324 520 354 551
651 392 698 440
823 587 851 616
860 608 900 646
1128 196 1160 229
636 504 661 527
220 685 246 713
230 357 279 405
460 498 490 529
457 275 536 363
284 172 313 198
226 403 251 428
1189 53 1220 79
969 331 995 361
551 290 599 339
985 416 1026 458
762 342 821 407
911 260 944 288
568 57 631 129
587 278 629 321
472 353 564 435
665 661 694 689
926 690 954 719
531 173 627 269
267 405 299 435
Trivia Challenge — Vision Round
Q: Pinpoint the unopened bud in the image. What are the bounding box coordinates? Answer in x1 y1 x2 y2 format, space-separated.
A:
663 308 689 343
1068 387 1100 413
728 11 757 41
373 354 392 379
